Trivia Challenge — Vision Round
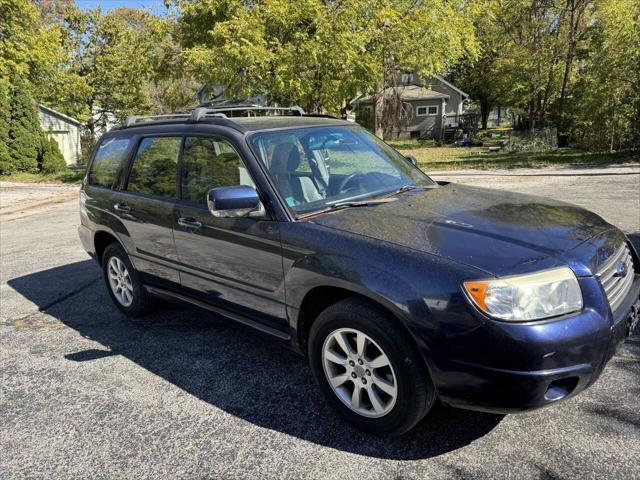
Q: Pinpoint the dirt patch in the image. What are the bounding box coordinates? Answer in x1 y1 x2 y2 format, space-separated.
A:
0 182 80 221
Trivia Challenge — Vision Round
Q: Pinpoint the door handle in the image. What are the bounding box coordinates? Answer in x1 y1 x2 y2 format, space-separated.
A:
178 217 202 229
114 202 131 213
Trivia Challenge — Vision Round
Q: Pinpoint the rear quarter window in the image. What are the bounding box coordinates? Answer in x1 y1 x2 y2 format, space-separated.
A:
88 137 132 188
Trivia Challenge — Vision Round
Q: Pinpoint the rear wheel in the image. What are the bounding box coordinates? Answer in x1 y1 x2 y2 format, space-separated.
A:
102 243 150 317
308 297 436 435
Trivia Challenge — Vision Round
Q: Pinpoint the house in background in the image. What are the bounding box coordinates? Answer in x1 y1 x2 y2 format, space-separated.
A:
38 104 82 165
352 73 470 140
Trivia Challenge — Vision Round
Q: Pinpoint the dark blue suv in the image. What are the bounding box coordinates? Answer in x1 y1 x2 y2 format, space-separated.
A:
79 107 640 435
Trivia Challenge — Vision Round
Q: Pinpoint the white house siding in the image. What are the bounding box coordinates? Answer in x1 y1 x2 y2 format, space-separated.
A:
38 105 82 165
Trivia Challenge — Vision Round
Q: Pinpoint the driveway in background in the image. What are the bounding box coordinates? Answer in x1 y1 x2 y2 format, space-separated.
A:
1 165 639 479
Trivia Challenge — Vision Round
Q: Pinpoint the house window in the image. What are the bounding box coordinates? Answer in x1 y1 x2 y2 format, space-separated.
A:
401 73 411 83
416 105 438 116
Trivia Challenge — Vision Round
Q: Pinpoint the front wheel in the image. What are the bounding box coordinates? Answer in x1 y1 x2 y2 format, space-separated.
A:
308 298 436 435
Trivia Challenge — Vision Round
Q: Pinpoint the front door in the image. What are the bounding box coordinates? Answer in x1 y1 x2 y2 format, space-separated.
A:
173 135 287 330
115 136 182 286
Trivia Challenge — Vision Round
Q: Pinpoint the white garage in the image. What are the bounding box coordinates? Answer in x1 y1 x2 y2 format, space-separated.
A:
38 104 82 166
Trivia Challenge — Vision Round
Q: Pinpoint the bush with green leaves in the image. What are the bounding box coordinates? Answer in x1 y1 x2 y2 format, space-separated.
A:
40 135 67 173
7 79 41 173
0 78 11 174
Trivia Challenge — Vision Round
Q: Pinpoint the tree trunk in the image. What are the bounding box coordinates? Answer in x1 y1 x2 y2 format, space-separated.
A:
610 103 616 153
559 0 590 140
558 0 576 133
373 81 385 139
480 97 491 130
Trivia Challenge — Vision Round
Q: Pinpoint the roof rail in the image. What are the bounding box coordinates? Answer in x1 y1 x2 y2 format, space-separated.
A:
303 113 340 120
189 108 228 122
191 105 304 121
120 105 306 129
122 114 191 128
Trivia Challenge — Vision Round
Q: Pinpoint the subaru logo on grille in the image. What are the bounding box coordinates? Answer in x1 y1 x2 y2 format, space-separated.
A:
613 260 628 278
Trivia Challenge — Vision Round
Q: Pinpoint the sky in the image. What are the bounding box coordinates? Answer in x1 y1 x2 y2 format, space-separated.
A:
75 0 171 16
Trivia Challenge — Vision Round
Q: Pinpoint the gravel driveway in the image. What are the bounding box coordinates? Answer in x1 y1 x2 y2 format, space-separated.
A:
1 164 639 479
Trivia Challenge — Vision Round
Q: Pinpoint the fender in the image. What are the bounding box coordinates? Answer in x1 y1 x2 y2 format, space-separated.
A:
81 187 134 256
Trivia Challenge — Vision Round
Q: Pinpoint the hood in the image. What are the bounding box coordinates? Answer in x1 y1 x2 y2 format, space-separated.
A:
309 183 618 277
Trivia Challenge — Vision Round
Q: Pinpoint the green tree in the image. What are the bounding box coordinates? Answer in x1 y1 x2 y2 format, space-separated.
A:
448 0 514 129
569 0 640 150
0 77 10 173
0 0 86 117
41 5 179 143
179 0 366 113
40 134 67 173
7 80 41 173
178 0 477 135
355 0 478 137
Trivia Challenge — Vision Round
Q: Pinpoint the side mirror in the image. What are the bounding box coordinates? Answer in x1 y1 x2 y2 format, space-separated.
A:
207 186 266 218
405 155 418 166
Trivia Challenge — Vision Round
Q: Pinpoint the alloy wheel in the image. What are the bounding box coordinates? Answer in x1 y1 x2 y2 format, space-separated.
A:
107 256 134 307
322 327 398 418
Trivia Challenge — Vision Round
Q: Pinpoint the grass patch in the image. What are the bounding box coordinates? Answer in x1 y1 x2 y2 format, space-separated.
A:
0 168 85 184
394 146 639 170
387 138 437 150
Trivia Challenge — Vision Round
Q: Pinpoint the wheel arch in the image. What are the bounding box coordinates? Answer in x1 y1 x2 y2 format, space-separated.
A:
94 230 121 263
295 285 430 371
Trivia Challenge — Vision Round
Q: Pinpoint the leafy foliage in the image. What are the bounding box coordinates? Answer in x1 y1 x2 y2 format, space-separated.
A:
1 0 638 159
568 0 640 150
40 135 67 174
6 80 41 173
0 78 10 172
178 0 478 127
450 0 640 150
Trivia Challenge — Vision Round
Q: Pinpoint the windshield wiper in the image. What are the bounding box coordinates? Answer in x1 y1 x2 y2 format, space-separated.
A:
385 185 419 197
298 197 393 218
327 198 391 210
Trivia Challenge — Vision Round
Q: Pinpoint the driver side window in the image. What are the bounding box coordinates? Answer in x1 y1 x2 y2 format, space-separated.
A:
181 136 255 205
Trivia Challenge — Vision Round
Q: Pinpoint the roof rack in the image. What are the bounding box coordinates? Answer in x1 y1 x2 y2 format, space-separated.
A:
190 105 304 122
121 105 305 129
122 114 190 128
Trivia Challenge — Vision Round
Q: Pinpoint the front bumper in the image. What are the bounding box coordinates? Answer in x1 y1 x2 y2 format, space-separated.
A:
431 274 640 414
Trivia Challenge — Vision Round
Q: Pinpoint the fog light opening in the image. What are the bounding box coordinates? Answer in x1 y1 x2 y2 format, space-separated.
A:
545 377 579 401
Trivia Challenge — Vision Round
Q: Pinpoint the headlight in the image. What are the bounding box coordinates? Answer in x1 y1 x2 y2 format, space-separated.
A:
463 267 583 321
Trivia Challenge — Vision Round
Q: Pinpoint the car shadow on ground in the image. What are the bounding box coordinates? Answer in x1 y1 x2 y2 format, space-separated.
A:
8 260 505 460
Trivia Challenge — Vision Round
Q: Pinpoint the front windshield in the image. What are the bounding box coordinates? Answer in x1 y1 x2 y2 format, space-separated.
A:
249 125 435 215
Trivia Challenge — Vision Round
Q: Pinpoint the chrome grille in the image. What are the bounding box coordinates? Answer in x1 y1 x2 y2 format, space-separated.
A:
596 243 635 313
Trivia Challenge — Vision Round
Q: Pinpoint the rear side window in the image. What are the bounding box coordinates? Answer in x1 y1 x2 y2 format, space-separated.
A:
89 137 132 188
181 136 255 205
126 137 181 199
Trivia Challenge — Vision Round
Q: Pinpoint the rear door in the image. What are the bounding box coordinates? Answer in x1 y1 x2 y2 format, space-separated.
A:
114 136 182 287
83 136 135 243
173 135 287 330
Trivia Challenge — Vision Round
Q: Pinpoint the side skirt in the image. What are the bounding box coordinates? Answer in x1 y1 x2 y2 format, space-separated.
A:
144 285 291 341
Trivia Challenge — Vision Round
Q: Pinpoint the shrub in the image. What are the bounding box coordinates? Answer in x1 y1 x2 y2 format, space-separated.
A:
507 128 558 152
0 78 11 174
7 80 40 173
40 135 67 173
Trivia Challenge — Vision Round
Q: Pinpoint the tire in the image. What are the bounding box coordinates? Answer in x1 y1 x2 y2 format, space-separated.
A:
101 242 150 318
308 297 436 435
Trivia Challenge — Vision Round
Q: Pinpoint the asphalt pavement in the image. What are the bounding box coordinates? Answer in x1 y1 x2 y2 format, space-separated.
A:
1 165 639 479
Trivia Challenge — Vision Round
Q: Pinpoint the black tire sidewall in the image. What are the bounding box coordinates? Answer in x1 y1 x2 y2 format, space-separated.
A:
308 298 435 435
101 243 148 317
